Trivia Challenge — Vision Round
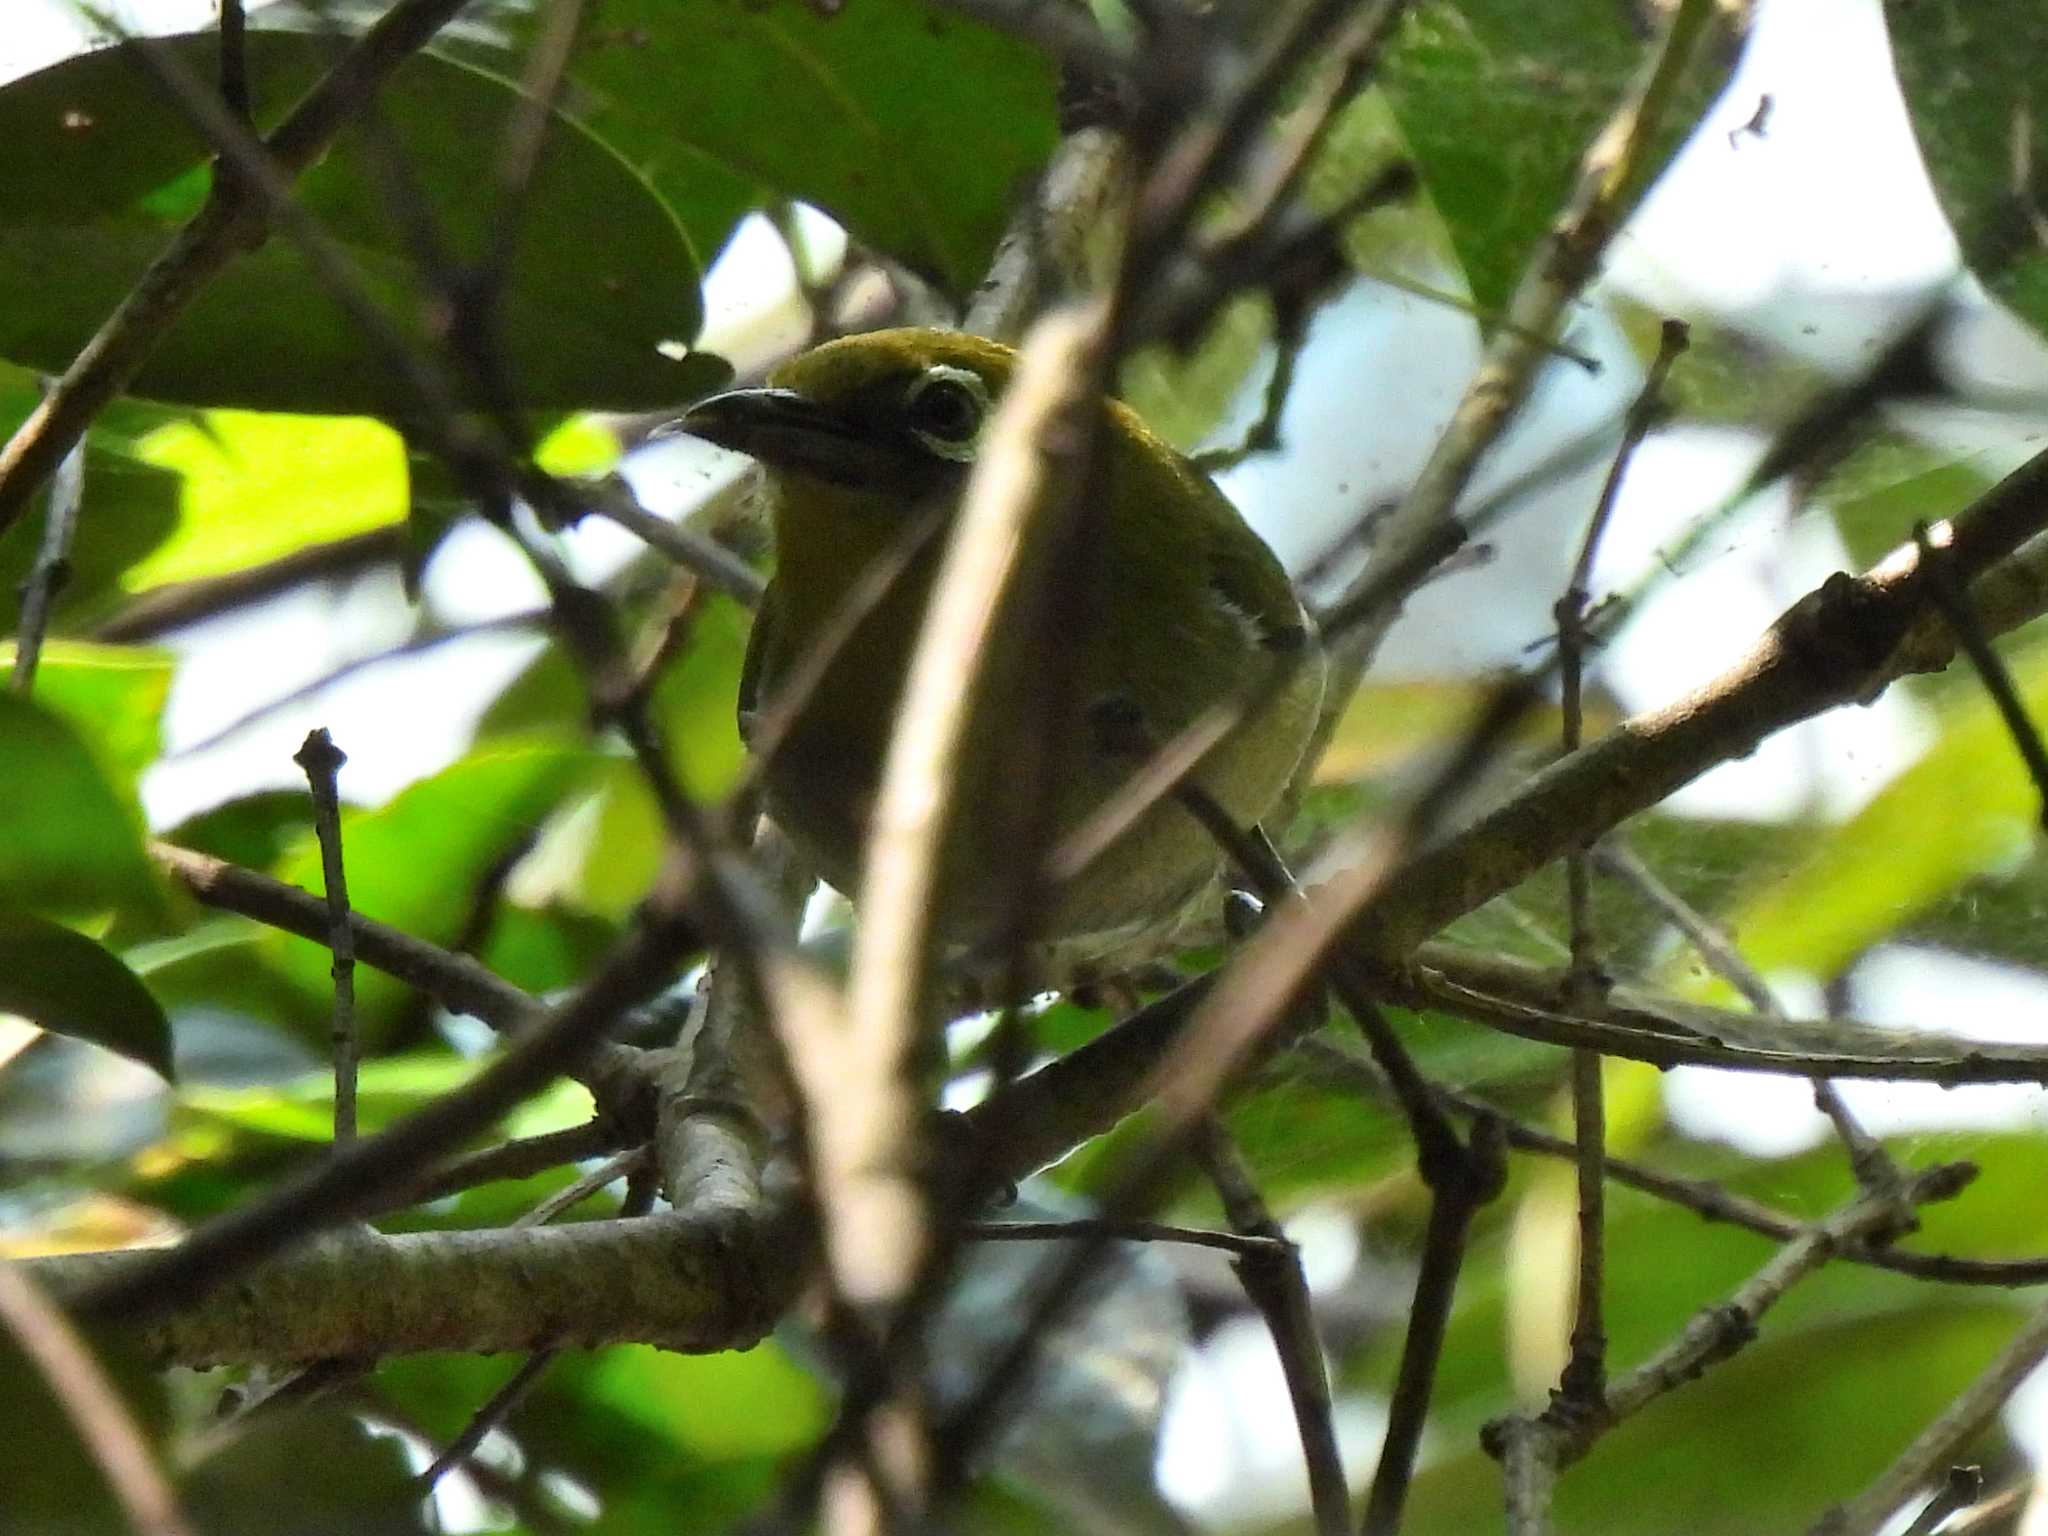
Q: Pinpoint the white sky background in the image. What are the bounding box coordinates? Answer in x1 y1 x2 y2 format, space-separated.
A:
11 0 2048 1529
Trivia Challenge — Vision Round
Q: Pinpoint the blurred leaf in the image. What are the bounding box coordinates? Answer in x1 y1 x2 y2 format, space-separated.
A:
0 642 173 784
125 410 408 587
0 692 157 916
182 1408 427 1536
0 31 723 411
1887 0 2048 338
0 1320 170 1536
649 593 750 801
0 913 173 1079
266 738 595 1043
1382 0 1737 318
1720 638 2048 984
166 790 315 873
0 368 185 634
480 0 1059 293
477 901 617 995
1815 430 2002 572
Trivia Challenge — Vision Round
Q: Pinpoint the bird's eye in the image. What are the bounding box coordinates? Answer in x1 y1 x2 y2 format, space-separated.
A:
903 366 988 460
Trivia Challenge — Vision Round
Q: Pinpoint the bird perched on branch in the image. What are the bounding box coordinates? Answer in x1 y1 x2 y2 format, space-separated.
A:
683 326 1324 969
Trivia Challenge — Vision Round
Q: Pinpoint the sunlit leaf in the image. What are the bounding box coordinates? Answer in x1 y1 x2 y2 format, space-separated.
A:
125 410 408 587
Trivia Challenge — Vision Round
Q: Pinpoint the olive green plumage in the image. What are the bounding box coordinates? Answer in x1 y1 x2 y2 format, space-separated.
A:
685 327 1325 962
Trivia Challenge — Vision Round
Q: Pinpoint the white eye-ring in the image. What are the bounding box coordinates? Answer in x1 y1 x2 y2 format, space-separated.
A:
903 365 990 460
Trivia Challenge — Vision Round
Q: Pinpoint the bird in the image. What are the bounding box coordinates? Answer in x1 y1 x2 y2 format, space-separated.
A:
683 326 1325 971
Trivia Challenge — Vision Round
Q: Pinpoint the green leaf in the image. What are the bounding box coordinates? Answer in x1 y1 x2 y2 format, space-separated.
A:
0 641 174 785
0 692 158 916
124 410 409 587
1381 0 1735 318
1887 0 2048 339
266 738 596 1044
478 0 1059 293
0 912 173 1078
166 789 315 873
0 367 188 634
1719 640 2048 983
0 31 725 411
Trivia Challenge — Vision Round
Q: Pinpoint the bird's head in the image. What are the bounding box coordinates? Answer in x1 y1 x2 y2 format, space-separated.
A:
681 328 1015 494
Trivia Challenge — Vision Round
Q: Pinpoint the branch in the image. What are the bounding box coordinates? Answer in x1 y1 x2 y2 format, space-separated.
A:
24 1207 798 1368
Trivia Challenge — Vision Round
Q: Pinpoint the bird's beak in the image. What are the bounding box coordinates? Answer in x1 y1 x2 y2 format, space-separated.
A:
680 387 910 488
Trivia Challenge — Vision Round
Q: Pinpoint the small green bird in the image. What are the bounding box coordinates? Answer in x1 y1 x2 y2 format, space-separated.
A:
684 327 1325 966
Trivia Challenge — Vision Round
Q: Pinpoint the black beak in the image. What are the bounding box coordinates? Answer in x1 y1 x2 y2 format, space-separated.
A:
680 387 913 488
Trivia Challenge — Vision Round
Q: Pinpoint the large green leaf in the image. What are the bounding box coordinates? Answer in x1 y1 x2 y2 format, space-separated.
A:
0 912 173 1078
1381 0 1739 318
0 31 724 411
479 0 1059 294
0 692 158 916
266 738 595 1043
1887 0 2048 339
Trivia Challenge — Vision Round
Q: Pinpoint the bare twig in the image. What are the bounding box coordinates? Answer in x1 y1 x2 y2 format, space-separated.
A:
1551 318 1684 1406
1193 1121 1349 1536
1493 1164 1971 1535
403 1119 629 1206
0 1260 194 1536
292 728 358 1143
1900 1467 1984 1536
1362 1116 1507 1536
416 1348 556 1493
1916 520 2048 828
1592 842 1901 1191
217 0 251 121
11 412 84 697
1809 1294 2048 1536
961 1219 1291 1260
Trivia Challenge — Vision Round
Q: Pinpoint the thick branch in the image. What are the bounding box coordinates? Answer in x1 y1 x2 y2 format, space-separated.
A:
24 1208 799 1368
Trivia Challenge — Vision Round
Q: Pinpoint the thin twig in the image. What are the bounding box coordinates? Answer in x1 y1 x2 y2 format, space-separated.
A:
1553 317 1686 1407
217 0 251 121
416 1348 556 1493
1591 843 1901 1191
1192 1121 1349 1536
1916 520 2048 828
11 404 84 698
511 1147 647 1230
292 728 357 1143
1900 1467 1984 1536
1492 1164 1970 1535
960 1218 1290 1260
403 1119 629 1206
0 1259 194 1536
1362 1112 1506 1536
1808 1292 2048 1536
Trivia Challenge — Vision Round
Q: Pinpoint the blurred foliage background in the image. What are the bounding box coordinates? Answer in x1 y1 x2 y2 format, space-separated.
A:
4 0 2048 1532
